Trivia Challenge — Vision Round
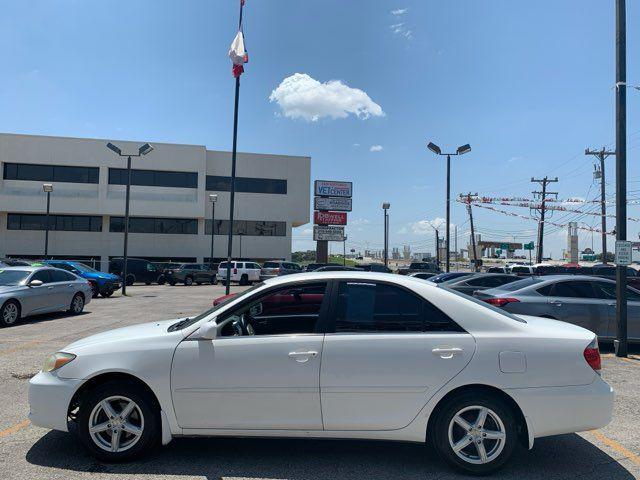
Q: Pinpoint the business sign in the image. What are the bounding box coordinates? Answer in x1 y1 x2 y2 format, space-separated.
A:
313 225 345 241
314 210 347 226
314 180 353 198
615 240 633 266
314 196 352 212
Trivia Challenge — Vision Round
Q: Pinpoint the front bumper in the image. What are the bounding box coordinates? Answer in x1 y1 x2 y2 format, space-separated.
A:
98 280 121 292
28 372 82 432
506 376 614 440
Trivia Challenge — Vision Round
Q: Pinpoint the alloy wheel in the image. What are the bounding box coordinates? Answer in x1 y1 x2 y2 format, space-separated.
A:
447 405 506 465
72 295 84 313
2 303 19 325
88 395 145 453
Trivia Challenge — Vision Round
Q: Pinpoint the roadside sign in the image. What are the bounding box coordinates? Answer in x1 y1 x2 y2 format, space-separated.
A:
500 243 509 250
314 180 353 198
314 196 352 212
313 225 345 241
615 240 633 266
496 249 502 256
314 211 347 226
524 242 534 250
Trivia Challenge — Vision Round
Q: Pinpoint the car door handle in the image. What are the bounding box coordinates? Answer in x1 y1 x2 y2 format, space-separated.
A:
46 286 54 290
432 347 463 359
288 351 318 363
550 301 562 306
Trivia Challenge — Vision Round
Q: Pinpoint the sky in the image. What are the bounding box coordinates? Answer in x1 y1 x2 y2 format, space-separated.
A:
1 0 639 259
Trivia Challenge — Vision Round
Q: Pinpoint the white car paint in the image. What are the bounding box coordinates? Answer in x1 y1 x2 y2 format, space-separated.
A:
216 261 261 284
29 271 613 470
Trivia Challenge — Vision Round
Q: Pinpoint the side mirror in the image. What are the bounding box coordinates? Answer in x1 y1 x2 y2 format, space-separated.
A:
196 322 218 340
28 279 43 287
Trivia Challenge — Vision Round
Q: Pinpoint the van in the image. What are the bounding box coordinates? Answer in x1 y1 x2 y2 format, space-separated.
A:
109 257 162 285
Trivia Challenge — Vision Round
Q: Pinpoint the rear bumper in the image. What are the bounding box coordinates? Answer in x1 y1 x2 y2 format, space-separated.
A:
506 376 614 439
28 372 81 432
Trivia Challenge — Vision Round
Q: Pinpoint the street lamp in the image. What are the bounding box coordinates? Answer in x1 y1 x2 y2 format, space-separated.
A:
106 142 154 295
209 194 218 264
427 141 471 272
42 184 53 258
382 203 390 268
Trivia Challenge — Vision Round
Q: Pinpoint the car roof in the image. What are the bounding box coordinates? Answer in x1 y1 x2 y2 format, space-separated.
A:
262 271 437 288
0 266 58 272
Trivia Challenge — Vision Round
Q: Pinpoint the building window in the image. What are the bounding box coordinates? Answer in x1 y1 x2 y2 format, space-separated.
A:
206 175 287 194
7 213 102 232
109 216 198 234
3 163 99 184
204 219 286 237
108 168 198 188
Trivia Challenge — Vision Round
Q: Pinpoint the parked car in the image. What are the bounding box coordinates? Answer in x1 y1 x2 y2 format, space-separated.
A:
0 257 32 266
109 258 162 286
590 264 640 290
427 272 472 284
29 272 613 474
510 265 535 276
164 263 217 286
397 262 440 275
152 263 179 285
359 263 392 273
0 266 92 327
487 266 509 274
305 263 340 272
314 265 362 271
475 274 640 341
260 261 303 280
217 261 261 285
440 273 521 296
409 272 437 280
43 260 121 298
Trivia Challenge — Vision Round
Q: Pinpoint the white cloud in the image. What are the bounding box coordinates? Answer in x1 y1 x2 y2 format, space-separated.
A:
391 8 408 15
353 143 360 147
269 73 384 122
351 218 370 226
411 217 455 235
370 145 383 152
397 227 408 234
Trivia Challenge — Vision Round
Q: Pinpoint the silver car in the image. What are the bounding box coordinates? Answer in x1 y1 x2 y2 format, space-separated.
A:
0 266 92 327
439 273 521 296
475 274 640 341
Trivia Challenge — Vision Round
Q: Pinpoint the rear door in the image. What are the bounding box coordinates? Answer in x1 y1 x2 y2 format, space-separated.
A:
48 269 77 309
545 280 609 336
320 280 475 431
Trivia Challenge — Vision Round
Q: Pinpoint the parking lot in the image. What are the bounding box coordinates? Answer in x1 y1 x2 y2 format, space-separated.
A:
0 284 639 480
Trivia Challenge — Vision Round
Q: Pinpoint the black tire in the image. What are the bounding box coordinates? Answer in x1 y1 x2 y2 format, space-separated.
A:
430 392 518 475
210 276 218 285
68 293 85 315
169 281 176 286
184 276 194 286
195 281 202 285
101 289 114 298
76 381 159 462
157 275 166 286
90 283 99 298
239 274 249 286
125 274 135 286
0 300 21 327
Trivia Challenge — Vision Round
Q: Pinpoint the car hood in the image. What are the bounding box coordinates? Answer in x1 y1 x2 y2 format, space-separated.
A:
84 272 120 280
0 285 25 294
63 319 182 351
515 314 595 341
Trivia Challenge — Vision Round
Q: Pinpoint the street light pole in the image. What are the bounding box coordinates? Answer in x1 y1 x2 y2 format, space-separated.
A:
382 203 390 268
106 142 154 296
209 194 218 263
43 184 53 258
427 142 471 273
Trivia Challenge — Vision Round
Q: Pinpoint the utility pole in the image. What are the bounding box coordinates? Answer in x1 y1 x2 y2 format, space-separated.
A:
461 193 478 271
531 177 558 263
454 224 458 267
615 0 628 357
586 148 614 262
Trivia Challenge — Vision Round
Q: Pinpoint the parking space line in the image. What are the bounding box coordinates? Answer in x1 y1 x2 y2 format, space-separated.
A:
590 430 640 466
0 419 30 438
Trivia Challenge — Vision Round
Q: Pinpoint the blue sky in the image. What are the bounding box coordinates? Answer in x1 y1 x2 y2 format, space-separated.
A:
1 0 639 259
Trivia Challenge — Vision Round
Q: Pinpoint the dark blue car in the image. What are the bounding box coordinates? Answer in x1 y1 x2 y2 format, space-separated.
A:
43 260 121 298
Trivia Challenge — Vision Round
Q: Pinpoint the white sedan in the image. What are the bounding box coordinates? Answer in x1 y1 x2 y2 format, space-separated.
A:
28 272 613 474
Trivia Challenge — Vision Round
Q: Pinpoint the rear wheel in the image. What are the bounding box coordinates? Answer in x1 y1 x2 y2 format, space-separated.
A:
69 293 85 315
210 276 218 285
239 274 249 286
125 274 135 286
184 277 194 286
77 381 159 462
0 300 21 327
169 281 176 286
90 283 99 298
431 392 517 475
101 289 114 298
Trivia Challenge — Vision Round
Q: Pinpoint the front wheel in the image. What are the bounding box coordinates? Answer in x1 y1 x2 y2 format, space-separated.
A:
431 392 517 475
0 300 21 327
184 277 193 286
77 381 159 462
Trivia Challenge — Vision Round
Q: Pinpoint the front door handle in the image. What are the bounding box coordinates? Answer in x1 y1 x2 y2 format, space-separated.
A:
432 347 463 359
550 301 562 306
288 351 318 363
47 286 54 290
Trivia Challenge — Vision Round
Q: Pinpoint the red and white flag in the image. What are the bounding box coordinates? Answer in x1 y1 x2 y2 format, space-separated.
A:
228 0 248 77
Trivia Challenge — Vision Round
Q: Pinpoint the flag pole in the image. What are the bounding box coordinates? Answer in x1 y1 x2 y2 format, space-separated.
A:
225 0 245 295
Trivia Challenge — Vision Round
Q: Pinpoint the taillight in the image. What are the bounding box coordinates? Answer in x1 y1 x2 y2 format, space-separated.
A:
275 268 280 273
583 337 602 374
483 297 520 307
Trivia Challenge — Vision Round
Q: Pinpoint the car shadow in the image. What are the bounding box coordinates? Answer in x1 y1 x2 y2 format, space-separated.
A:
16 310 90 327
26 431 636 479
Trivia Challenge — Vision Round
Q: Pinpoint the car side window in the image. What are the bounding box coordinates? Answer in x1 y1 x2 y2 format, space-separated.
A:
334 281 463 333
219 282 328 336
30 270 52 284
551 281 598 298
50 269 74 282
593 281 616 299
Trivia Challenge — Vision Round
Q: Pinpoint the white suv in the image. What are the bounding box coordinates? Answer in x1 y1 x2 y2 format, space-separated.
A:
217 261 261 285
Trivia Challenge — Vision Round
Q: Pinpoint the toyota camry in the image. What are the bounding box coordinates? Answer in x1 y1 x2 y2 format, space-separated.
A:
28 272 613 474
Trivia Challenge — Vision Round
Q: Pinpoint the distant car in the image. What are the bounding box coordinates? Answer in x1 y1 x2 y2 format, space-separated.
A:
409 272 437 280
487 267 509 274
510 265 535 276
260 261 303 280
475 275 640 342
0 258 32 267
359 263 392 273
398 262 440 275
314 265 362 272
440 273 520 296
109 258 162 286
164 263 217 286
590 264 640 290
217 261 261 285
428 272 472 284
43 260 121 298
305 263 340 272
0 266 92 327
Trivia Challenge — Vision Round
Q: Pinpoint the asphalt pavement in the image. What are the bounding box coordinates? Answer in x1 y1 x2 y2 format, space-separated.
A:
0 284 638 480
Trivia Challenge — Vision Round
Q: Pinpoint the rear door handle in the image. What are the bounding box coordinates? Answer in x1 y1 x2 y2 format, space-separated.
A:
47 286 54 290
432 347 463 359
288 351 318 363
550 301 562 306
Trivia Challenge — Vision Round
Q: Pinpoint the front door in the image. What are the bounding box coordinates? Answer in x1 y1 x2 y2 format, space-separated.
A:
171 281 329 430
320 280 475 431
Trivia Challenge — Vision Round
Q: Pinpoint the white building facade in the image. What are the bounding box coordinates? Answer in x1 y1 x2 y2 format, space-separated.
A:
0 133 310 270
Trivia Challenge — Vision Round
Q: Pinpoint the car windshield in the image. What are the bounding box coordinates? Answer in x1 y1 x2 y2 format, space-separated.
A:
168 282 265 331
0 269 31 285
493 276 545 292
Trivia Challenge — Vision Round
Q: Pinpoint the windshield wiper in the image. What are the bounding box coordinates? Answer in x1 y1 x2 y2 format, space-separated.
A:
168 317 191 332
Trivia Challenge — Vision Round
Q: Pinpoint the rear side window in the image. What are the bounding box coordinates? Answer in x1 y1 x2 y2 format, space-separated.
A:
334 281 464 333
50 269 75 282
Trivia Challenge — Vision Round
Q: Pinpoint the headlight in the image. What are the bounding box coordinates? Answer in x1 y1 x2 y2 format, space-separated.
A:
42 352 76 372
